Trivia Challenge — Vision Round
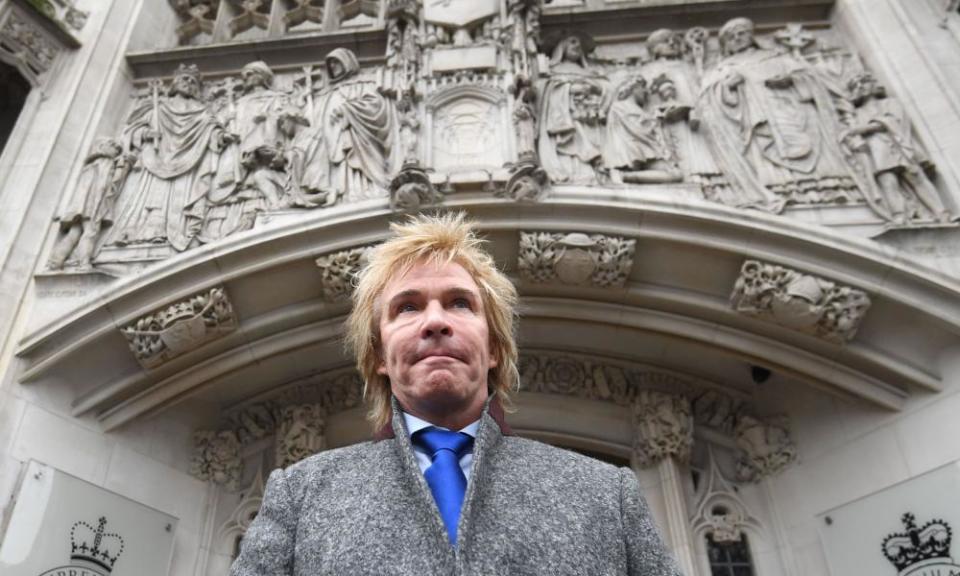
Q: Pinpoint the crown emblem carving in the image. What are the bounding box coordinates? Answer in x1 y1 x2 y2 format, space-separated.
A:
882 513 953 573
70 516 125 573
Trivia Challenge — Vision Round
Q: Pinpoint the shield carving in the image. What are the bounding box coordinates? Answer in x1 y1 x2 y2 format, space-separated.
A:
423 0 499 28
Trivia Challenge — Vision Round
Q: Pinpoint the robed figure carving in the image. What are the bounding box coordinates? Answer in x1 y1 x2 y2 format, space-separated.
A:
699 18 857 212
104 65 229 252
203 61 304 242
538 34 610 184
301 48 395 204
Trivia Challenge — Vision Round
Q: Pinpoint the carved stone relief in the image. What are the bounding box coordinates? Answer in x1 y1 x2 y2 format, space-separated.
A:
518 231 636 288
730 259 872 343
191 429 243 489
0 4 61 83
274 403 326 468
314 245 372 301
122 287 238 368
58 6 953 276
734 414 798 482
631 390 694 468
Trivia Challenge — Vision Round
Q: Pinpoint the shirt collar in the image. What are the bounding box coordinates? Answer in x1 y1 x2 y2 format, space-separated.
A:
402 411 480 439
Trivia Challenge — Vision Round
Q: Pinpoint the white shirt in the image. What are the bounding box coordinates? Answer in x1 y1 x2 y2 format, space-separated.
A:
402 411 480 483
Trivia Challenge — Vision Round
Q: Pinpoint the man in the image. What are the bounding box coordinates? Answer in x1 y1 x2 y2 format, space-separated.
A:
231 213 682 575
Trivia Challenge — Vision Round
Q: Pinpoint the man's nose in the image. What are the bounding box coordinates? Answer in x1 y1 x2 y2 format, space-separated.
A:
420 300 452 338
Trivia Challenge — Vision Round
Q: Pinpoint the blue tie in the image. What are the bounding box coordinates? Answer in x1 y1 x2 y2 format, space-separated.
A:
412 427 474 546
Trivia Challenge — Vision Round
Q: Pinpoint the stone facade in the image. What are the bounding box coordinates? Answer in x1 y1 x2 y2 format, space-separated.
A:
4 1 960 576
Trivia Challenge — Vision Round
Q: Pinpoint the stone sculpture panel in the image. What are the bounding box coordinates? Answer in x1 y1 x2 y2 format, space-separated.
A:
47 5 957 274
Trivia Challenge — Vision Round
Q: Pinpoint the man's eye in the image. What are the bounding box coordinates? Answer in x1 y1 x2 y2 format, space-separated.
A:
397 303 418 314
451 298 472 310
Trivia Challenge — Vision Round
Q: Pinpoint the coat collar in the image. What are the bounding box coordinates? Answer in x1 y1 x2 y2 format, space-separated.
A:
372 394 513 441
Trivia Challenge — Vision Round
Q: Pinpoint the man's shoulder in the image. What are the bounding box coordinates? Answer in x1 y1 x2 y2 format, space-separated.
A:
498 435 623 480
280 439 390 482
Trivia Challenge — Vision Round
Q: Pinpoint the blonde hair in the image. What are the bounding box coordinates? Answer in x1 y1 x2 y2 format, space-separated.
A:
345 212 519 431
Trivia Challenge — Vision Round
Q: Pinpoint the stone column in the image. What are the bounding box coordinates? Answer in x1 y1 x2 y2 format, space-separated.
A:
631 390 698 576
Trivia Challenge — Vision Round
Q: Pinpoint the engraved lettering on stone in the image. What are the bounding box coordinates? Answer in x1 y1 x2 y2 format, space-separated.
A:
122 287 238 368
734 414 797 482
518 232 635 288
632 390 694 468
730 260 871 343
314 245 372 301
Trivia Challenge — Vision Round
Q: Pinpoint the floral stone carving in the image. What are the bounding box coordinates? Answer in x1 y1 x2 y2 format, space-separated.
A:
518 232 636 288
275 403 327 468
632 390 694 468
314 245 373 301
734 415 798 482
730 260 871 343
121 287 238 368
191 429 242 489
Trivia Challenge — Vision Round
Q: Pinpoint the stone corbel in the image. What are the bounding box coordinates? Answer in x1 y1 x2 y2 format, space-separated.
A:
121 286 238 369
518 231 636 288
631 389 694 468
734 414 798 482
730 259 871 343
314 245 373 301
191 429 243 490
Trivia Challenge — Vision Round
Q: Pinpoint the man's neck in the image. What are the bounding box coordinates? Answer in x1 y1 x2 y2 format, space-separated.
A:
398 397 486 432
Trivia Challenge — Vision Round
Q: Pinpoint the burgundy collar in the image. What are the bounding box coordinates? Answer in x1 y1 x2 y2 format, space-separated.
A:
373 395 513 441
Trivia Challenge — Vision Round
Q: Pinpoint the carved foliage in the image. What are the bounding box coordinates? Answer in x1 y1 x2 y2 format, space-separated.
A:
731 260 871 343
275 403 326 468
518 232 636 288
631 390 694 468
734 415 798 482
122 287 238 368
314 245 373 301
191 430 242 489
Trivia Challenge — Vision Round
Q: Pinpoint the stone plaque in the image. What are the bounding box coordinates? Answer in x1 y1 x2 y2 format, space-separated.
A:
430 45 498 72
423 0 499 28
0 461 178 576
431 96 505 170
818 461 960 576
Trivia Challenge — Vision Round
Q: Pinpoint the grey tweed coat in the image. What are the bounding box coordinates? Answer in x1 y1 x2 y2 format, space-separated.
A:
230 399 683 575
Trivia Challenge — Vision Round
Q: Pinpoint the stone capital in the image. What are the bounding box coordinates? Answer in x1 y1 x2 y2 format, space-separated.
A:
631 390 694 468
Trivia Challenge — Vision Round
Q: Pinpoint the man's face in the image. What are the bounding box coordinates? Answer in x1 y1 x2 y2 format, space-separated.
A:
242 68 266 90
725 26 753 54
377 260 495 421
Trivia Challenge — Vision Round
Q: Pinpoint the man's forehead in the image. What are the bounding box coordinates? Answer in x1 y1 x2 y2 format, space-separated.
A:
381 260 480 296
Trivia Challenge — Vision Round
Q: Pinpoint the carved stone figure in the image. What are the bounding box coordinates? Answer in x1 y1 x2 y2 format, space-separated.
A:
390 166 440 211
699 18 858 211
730 259 872 343
48 138 133 270
513 83 538 162
602 75 681 184
500 163 548 202
121 287 238 368
191 429 242 489
842 72 952 225
537 34 610 183
203 61 304 242
275 404 327 468
518 232 636 288
632 390 694 468
397 90 421 166
302 48 395 204
315 245 372 301
643 28 726 194
734 415 797 482
103 64 229 252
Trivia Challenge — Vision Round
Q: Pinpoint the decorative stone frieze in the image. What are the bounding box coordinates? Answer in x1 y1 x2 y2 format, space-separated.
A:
734 415 798 482
730 260 872 343
121 287 238 369
631 390 694 468
275 403 327 468
518 232 636 288
314 245 373 301
0 4 61 83
191 429 242 489
519 352 745 434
